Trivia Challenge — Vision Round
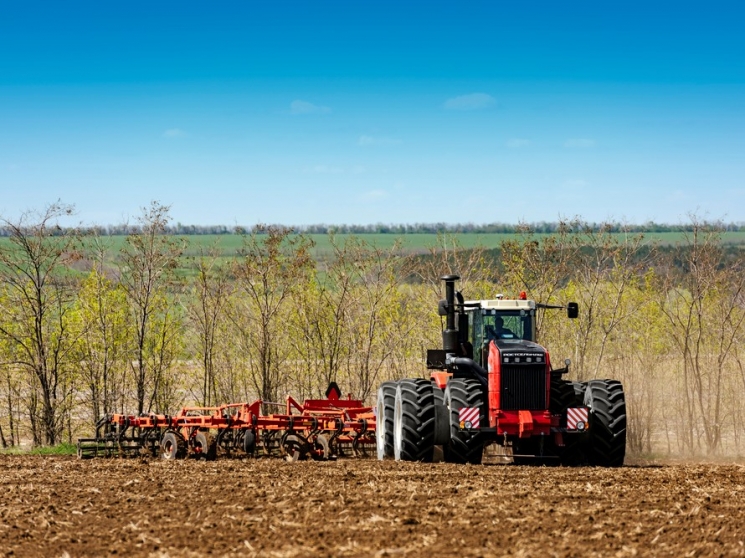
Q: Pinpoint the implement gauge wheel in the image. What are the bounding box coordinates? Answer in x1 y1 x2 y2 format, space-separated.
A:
282 434 304 462
313 434 331 460
376 381 397 460
161 431 186 460
193 431 217 461
242 430 256 455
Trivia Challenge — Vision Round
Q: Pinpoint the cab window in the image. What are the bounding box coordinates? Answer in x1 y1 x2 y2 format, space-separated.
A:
483 310 534 342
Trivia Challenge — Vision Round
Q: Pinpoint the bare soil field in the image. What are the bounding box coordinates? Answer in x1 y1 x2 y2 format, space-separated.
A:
1 455 744 558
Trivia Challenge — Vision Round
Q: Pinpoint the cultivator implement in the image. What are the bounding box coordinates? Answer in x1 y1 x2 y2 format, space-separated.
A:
77 384 376 462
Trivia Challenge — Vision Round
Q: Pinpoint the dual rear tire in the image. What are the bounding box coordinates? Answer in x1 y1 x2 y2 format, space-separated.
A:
376 377 485 463
376 381 397 459
543 378 626 467
393 379 437 462
584 379 626 467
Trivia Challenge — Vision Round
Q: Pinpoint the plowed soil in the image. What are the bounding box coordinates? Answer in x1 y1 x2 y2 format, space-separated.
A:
1 455 744 557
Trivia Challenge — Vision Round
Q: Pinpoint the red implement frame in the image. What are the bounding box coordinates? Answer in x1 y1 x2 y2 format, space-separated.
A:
77 388 376 462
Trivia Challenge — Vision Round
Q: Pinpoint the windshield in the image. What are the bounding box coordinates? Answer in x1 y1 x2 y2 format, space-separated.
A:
483 310 534 342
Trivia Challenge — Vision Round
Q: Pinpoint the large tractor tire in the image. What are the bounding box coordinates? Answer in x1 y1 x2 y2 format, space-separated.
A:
549 378 586 466
393 379 436 462
376 381 397 460
571 382 587 405
444 378 486 464
584 379 626 467
432 384 445 406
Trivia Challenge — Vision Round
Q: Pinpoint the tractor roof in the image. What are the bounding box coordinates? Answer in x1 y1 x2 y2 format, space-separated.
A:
465 298 536 311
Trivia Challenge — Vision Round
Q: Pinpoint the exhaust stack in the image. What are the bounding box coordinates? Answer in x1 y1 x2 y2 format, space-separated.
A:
441 274 460 352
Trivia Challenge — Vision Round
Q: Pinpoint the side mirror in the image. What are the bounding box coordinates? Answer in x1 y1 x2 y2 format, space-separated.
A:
567 302 578 319
438 299 448 317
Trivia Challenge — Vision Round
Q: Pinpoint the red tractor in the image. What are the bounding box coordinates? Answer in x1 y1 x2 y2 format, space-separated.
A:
376 275 626 466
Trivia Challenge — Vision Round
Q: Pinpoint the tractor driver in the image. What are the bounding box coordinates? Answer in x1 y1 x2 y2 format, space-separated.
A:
489 316 516 339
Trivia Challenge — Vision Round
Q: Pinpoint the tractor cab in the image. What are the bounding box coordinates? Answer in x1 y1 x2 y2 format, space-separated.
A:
466 298 537 368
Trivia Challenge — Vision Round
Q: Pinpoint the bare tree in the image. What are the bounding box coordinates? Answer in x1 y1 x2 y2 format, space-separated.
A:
344 240 408 400
0 203 79 445
73 266 130 425
500 219 583 339
290 234 357 397
119 202 185 414
69 233 133 427
230 226 314 404
567 223 649 381
412 232 493 299
0 333 21 447
186 245 232 406
659 218 745 454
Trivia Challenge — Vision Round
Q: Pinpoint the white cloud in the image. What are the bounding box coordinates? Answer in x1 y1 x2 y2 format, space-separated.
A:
163 128 187 138
360 189 389 201
304 165 343 174
564 138 596 148
290 100 331 115
443 93 496 111
506 138 530 148
358 135 402 146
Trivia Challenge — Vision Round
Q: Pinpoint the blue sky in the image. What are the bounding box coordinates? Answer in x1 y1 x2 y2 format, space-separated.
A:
1 1 744 226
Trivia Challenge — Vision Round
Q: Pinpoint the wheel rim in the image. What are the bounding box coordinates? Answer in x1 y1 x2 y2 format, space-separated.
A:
283 435 303 462
393 386 403 461
194 433 206 458
314 434 330 460
162 438 174 459
376 397 386 460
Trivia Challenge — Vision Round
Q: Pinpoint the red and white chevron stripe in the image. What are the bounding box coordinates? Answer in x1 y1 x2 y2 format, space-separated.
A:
458 407 480 429
567 407 588 430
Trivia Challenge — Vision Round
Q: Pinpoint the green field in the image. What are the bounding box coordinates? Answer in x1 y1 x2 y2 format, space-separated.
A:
3 231 745 264
105 230 745 258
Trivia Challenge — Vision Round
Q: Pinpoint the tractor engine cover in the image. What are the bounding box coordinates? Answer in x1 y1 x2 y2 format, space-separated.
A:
487 339 552 435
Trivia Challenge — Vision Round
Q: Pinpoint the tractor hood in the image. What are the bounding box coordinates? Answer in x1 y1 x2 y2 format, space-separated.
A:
493 339 547 363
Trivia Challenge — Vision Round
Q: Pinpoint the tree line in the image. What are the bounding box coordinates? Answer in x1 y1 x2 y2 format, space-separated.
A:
1 202 744 458
3 220 745 237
